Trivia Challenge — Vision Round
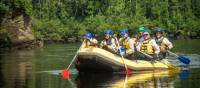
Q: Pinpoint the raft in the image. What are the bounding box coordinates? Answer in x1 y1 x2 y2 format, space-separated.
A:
75 47 171 73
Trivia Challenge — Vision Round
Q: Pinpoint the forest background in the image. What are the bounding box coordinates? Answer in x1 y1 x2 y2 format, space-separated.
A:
0 0 200 46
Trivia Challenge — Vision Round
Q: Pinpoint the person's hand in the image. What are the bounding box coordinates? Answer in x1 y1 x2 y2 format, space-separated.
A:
102 45 107 49
166 46 170 50
160 45 167 52
103 41 107 46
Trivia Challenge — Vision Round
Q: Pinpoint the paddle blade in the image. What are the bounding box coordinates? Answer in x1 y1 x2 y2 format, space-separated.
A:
125 68 130 75
168 64 180 71
177 55 191 64
60 69 70 79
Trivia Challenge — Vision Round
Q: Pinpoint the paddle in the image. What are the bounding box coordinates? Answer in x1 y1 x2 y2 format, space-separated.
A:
119 47 130 75
167 50 191 64
137 51 179 70
60 40 85 79
115 37 130 75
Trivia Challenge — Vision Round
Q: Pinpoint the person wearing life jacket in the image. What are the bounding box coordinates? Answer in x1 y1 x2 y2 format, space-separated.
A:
118 29 135 58
140 30 160 59
100 29 117 52
154 28 173 59
81 32 98 48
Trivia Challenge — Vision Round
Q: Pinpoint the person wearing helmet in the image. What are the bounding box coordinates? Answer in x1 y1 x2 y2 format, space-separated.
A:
100 29 117 52
154 28 173 59
134 26 145 52
118 29 135 59
137 26 145 43
139 30 160 59
81 32 98 48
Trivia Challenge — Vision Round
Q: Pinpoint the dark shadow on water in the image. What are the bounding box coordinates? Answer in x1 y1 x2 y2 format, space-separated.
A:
75 71 179 88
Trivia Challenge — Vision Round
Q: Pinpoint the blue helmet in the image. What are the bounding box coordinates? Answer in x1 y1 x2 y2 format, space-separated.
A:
120 29 128 34
155 28 163 32
104 29 112 35
84 32 92 38
143 29 149 32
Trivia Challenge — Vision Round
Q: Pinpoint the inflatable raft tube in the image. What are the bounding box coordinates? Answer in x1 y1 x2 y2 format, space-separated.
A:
75 48 170 73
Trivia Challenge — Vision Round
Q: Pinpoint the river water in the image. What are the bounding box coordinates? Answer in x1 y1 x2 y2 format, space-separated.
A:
0 39 200 88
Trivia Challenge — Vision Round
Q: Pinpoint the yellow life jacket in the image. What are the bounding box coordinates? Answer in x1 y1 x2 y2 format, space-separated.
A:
85 39 97 48
141 39 154 54
122 38 130 50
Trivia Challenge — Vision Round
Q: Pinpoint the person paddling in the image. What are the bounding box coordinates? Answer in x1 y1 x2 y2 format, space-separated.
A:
139 30 160 59
154 28 173 59
118 29 135 59
100 29 117 52
81 32 98 48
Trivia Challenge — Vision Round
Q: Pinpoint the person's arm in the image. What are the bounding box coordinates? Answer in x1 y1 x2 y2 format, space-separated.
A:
81 40 87 48
162 38 173 49
106 38 117 52
91 39 98 46
129 39 135 52
136 43 141 51
100 40 104 48
151 39 160 54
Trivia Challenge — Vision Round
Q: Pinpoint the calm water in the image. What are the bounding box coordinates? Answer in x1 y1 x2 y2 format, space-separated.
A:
0 39 200 88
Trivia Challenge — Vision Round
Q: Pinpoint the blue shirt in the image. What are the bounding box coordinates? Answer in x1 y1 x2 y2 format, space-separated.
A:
138 37 144 42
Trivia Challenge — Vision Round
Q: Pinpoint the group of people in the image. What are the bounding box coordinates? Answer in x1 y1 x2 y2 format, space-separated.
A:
81 26 173 60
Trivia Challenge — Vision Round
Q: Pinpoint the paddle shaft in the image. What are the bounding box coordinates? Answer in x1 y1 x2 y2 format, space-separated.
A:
120 52 129 72
67 40 85 69
115 37 129 73
167 50 178 57
138 51 178 69
138 51 154 59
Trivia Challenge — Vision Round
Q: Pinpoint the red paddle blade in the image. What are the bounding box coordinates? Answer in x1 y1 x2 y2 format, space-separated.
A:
60 69 70 79
125 69 130 75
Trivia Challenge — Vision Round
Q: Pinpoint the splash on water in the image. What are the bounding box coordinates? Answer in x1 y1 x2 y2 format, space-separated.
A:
35 69 78 75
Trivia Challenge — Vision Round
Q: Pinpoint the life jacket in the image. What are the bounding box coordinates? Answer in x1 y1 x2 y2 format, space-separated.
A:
104 38 112 46
155 37 164 46
122 37 130 50
141 39 154 54
155 37 167 50
85 39 97 48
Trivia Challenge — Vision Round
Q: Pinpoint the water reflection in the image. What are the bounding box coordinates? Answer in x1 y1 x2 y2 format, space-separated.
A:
0 42 200 88
76 71 179 88
0 50 34 88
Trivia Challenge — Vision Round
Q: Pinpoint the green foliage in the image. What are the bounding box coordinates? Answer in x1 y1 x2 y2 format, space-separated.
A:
1 0 200 43
32 18 68 41
0 2 9 13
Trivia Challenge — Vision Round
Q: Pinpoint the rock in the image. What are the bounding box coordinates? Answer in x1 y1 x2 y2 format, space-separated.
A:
0 14 35 49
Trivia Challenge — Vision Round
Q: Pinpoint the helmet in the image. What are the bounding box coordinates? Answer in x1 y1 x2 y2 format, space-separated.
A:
138 26 145 31
155 28 163 33
143 29 149 32
120 29 128 34
104 29 112 35
84 32 92 38
143 29 149 35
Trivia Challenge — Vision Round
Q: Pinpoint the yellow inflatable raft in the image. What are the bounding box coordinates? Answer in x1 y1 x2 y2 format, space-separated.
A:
75 48 175 73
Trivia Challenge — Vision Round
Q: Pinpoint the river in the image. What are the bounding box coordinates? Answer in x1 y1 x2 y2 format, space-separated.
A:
0 39 200 88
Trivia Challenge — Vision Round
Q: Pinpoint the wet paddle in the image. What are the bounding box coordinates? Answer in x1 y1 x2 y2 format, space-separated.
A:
138 51 179 70
115 37 130 75
119 48 130 75
60 40 85 79
167 50 191 64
